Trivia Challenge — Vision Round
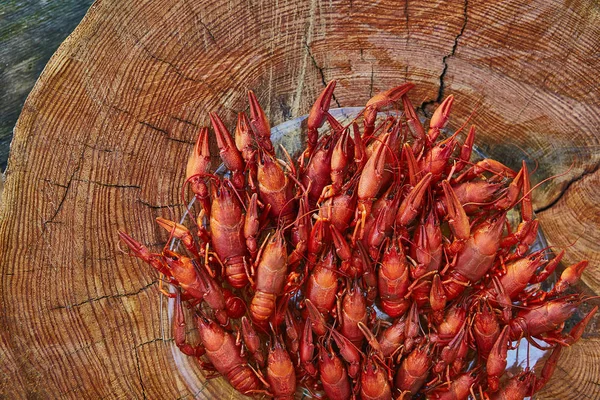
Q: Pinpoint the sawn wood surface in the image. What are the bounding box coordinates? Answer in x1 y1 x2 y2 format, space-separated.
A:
1 0 598 398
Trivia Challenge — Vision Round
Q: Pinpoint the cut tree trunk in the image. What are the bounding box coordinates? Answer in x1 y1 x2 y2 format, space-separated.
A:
1 0 598 398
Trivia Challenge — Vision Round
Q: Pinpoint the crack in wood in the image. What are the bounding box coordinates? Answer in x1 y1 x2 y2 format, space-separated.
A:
132 345 148 400
134 337 173 349
137 199 185 209
139 121 195 145
50 280 157 310
137 42 203 85
304 43 341 108
170 115 198 127
42 178 68 189
416 0 468 114
193 14 216 43
81 142 114 153
41 148 86 231
73 178 141 189
437 0 468 102
535 160 600 214
175 387 206 400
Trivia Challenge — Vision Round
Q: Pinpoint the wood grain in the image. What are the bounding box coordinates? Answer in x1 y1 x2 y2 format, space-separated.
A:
537 338 600 399
1 0 598 398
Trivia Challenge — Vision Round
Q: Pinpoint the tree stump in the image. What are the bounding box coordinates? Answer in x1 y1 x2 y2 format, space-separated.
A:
1 0 598 398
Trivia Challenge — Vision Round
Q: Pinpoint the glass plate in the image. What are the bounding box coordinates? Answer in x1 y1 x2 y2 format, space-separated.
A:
165 107 553 399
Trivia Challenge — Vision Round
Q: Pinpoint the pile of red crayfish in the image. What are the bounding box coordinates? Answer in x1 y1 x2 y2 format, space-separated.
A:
119 81 597 399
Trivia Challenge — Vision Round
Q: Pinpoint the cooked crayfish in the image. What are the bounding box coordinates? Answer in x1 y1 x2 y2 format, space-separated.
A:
119 80 595 399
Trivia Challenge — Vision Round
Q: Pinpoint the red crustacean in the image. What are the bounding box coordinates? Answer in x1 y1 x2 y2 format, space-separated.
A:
210 112 246 190
395 343 432 396
318 341 353 400
486 325 510 392
184 127 212 214
266 337 297 400
248 90 275 155
378 315 406 358
329 325 363 380
427 371 478 400
209 179 249 288
240 316 266 367
173 291 205 357
305 80 337 161
471 300 501 358
256 151 297 225
158 249 205 300
442 212 506 301
118 80 595 399
509 296 598 344
354 131 391 241
299 317 318 378
196 313 263 394
305 249 339 314
363 83 414 138
339 279 369 347
249 229 289 326
360 355 392 400
363 184 402 259
301 133 335 207
377 236 411 318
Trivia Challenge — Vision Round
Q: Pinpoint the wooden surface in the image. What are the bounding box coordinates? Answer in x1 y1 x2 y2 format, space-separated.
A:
0 0 95 170
1 0 599 398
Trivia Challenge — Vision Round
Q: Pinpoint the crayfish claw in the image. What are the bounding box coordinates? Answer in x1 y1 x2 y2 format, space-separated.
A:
248 90 274 154
308 80 336 131
428 94 454 142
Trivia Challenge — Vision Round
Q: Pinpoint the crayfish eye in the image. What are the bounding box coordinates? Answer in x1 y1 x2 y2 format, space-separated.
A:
440 144 446 148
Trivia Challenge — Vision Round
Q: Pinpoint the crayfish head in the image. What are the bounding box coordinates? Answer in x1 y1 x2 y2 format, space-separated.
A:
196 314 227 351
257 152 287 190
427 136 457 172
210 179 243 224
163 250 196 282
472 212 506 256
548 296 580 322
162 249 182 266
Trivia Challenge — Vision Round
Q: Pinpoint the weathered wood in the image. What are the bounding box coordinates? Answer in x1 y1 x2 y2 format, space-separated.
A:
1 0 598 398
0 0 95 170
